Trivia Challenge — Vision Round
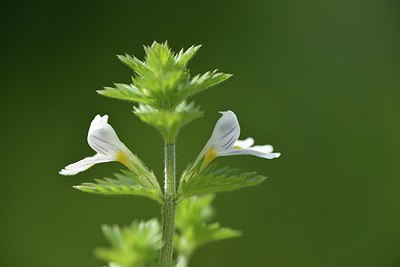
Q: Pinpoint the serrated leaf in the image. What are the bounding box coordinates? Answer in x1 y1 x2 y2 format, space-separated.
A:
132 42 189 102
96 219 161 267
174 45 202 67
144 41 176 75
175 194 241 258
74 170 163 204
101 42 231 109
185 222 241 249
117 54 151 78
177 164 266 201
177 70 232 101
176 194 215 226
201 223 242 243
134 101 203 142
97 83 154 106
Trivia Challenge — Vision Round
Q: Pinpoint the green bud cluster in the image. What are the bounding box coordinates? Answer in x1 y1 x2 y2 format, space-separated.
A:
98 41 232 141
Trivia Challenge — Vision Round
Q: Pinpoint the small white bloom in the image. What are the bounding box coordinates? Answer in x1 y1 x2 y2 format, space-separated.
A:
193 110 280 169
59 115 133 176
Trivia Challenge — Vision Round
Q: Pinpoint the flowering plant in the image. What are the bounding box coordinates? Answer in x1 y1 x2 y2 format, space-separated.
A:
60 42 280 267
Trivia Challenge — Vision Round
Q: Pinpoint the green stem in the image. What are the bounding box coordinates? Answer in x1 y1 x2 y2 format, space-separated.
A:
160 140 176 263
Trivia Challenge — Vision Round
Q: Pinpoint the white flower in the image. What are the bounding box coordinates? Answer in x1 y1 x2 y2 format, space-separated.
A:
193 110 280 169
59 115 133 176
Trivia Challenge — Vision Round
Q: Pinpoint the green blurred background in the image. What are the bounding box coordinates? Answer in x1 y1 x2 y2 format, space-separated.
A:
1 0 400 266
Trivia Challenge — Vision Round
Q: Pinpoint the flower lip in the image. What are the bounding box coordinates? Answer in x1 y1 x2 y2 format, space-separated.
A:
59 114 132 176
233 137 254 149
59 154 113 176
192 110 281 171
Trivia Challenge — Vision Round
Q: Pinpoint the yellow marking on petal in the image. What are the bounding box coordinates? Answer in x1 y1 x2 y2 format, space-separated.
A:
232 146 241 149
202 148 218 167
116 151 131 167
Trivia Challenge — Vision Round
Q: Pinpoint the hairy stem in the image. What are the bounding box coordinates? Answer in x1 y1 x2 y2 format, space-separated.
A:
160 141 176 262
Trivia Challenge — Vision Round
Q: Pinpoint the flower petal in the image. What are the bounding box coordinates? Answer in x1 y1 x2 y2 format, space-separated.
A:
233 137 254 148
220 146 281 159
249 145 274 154
206 110 240 151
88 114 109 136
193 110 240 167
59 154 113 176
87 115 126 156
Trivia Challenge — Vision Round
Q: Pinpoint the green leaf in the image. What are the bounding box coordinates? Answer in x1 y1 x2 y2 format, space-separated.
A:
144 41 176 75
97 83 154 106
101 42 231 109
175 194 241 258
174 45 202 67
177 164 266 201
134 101 203 142
96 219 161 267
74 169 163 204
186 222 241 249
130 42 190 106
117 54 150 78
176 194 215 226
177 70 232 101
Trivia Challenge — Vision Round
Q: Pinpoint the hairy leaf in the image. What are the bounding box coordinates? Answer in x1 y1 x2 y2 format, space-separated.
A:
177 164 266 201
177 70 232 101
174 45 202 67
74 170 163 204
117 54 150 78
97 83 154 106
100 42 231 109
96 219 161 267
175 195 241 258
134 101 203 142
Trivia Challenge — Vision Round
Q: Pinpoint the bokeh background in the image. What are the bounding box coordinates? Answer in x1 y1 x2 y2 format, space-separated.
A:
1 0 400 266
